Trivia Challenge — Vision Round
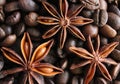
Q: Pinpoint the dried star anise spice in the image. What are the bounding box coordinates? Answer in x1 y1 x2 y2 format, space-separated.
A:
69 35 119 84
0 32 63 84
37 0 93 49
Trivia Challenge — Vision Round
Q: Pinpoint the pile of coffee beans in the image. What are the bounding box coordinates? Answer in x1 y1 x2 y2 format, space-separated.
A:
0 0 120 84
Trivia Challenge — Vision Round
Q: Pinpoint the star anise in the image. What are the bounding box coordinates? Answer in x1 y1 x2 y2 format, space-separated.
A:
0 32 63 84
37 0 93 49
69 35 119 84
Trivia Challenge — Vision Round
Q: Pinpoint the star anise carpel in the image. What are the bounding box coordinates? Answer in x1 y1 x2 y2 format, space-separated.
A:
37 0 93 49
69 35 119 84
0 32 63 84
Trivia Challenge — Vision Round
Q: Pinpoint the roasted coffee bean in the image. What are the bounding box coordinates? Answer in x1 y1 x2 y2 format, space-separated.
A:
81 9 93 18
99 0 107 10
0 0 6 6
1 25 12 36
112 35 120 50
100 36 108 46
0 27 5 39
60 58 68 69
6 12 21 25
95 77 108 84
26 27 41 41
1 34 16 47
69 0 78 3
25 12 38 26
19 0 39 11
0 6 4 22
57 48 66 58
82 24 98 38
110 63 120 79
108 12 120 30
71 76 79 84
108 5 120 16
4 1 20 12
111 49 120 61
55 71 69 84
71 67 83 75
0 76 14 84
100 24 117 38
14 23 25 37
93 9 108 27
80 0 100 10
65 37 76 53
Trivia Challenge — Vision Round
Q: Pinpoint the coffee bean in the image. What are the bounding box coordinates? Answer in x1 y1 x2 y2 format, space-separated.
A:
80 0 100 10
25 12 38 26
93 9 108 27
108 12 120 30
4 1 20 12
71 67 83 75
19 0 39 11
0 27 5 39
82 24 98 38
113 80 120 84
6 12 21 25
57 48 66 58
26 27 41 41
108 5 120 16
112 35 120 50
14 23 25 37
1 25 12 36
110 63 120 79
45 79 54 84
100 24 117 38
55 71 69 84
1 34 16 47
100 36 108 46
99 0 107 10
81 9 94 18
111 49 120 61
0 6 4 22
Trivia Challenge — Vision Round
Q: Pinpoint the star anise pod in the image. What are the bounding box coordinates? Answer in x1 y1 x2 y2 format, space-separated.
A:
37 0 93 49
69 35 119 84
0 32 63 84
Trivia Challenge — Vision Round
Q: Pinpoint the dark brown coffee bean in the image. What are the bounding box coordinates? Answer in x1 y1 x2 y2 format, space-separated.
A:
93 9 108 27
6 12 21 25
81 9 94 18
55 71 69 84
112 35 120 50
26 28 41 41
108 12 120 30
82 24 98 38
95 77 107 84
65 37 76 53
60 58 68 69
25 12 38 26
57 48 66 58
100 36 108 46
14 23 25 37
19 0 39 11
111 49 120 61
0 27 5 39
0 0 6 6
99 0 107 10
80 0 100 10
71 76 79 84
110 63 120 79
4 1 20 12
1 34 16 47
100 24 117 38
1 25 12 36
0 76 14 84
108 5 120 16
71 67 83 74
0 6 4 22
